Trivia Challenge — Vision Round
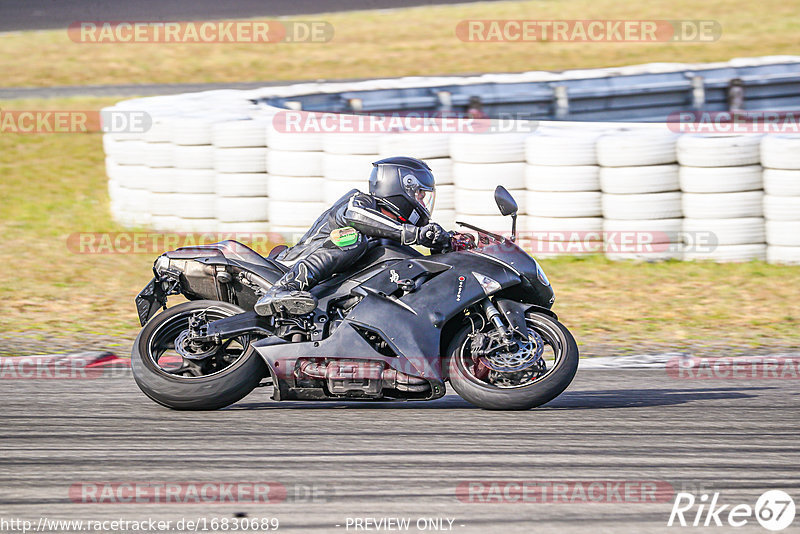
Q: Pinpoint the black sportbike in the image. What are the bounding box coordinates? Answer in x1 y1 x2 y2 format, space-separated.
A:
132 187 578 410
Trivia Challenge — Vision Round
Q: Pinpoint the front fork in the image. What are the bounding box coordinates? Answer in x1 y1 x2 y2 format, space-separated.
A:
481 298 532 343
481 299 515 345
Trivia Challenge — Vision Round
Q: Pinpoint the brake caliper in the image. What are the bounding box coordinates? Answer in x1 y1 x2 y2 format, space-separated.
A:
175 312 219 360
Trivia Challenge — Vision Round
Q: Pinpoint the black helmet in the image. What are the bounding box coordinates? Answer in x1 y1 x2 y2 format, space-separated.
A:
369 156 436 226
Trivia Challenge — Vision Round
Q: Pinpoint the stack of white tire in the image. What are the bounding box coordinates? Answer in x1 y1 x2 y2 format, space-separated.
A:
524 130 603 257
105 130 151 228
451 133 528 237
379 133 454 229
598 130 682 261
265 122 326 235
167 114 248 233
678 134 765 262
209 118 270 233
322 133 383 231
761 135 800 265
101 101 161 228
142 116 181 231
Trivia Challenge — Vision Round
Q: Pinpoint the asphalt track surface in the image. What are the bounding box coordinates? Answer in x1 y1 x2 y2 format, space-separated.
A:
0 369 797 533
0 1 504 32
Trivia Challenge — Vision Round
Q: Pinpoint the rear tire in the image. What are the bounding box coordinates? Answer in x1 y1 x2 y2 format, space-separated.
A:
447 312 578 410
131 300 268 410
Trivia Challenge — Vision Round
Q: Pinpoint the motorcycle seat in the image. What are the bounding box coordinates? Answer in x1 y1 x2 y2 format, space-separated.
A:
217 241 288 271
166 240 289 283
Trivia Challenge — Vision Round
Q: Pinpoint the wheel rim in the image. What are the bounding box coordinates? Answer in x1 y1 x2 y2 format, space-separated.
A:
146 306 251 380
457 316 564 389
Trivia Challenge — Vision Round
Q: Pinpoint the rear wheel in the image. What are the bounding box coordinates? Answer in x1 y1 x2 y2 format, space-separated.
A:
131 300 267 410
447 312 578 410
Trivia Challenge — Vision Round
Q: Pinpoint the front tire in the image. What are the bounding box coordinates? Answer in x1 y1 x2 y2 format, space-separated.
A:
447 312 578 410
131 300 268 410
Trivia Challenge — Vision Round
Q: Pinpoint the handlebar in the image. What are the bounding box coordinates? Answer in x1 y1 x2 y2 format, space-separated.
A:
448 231 476 251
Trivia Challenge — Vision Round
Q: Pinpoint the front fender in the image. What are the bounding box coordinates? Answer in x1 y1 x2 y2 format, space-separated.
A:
495 298 558 324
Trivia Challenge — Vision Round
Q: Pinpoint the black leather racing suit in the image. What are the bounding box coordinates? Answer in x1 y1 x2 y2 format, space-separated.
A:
273 190 430 291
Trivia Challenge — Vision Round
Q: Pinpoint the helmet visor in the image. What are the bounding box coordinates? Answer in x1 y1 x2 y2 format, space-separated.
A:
415 187 436 214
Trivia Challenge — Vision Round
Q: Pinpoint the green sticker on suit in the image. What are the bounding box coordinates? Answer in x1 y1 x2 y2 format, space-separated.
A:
330 226 359 247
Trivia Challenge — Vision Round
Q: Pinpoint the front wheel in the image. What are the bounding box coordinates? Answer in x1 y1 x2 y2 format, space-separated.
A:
447 312 578 410
131 300 268 410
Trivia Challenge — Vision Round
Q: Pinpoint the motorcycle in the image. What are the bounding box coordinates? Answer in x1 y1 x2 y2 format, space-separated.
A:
131 186 578 410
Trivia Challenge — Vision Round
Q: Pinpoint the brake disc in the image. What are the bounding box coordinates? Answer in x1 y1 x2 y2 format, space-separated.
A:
478 329 545 373
174 329 219 361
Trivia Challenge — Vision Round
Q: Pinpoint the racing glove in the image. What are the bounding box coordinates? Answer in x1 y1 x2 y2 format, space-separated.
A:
415 223 450 250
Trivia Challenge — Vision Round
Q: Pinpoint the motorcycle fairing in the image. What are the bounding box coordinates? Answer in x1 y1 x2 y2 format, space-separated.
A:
466 242 555 308
253 250 523 390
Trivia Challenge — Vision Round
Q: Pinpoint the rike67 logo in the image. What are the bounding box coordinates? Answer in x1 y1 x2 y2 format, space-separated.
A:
668 490 795 531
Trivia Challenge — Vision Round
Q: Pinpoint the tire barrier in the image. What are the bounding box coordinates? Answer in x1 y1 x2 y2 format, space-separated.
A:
523 130 602 257
676 134 766 262
102 93 800 265
761 135 800 264
597 130 683 261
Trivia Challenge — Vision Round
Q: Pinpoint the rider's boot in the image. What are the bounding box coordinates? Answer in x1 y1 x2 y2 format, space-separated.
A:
254 262 318 316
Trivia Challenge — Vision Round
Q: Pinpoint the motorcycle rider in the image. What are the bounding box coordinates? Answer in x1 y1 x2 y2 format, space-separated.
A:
254 156 450 316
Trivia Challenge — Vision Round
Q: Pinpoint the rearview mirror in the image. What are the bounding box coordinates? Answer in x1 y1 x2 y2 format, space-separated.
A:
494 186 518 216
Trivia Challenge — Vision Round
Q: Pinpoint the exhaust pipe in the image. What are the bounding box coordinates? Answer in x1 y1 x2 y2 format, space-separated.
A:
297 360 326 379
239 271 271 292
381 368 429 392
297 360 429 392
